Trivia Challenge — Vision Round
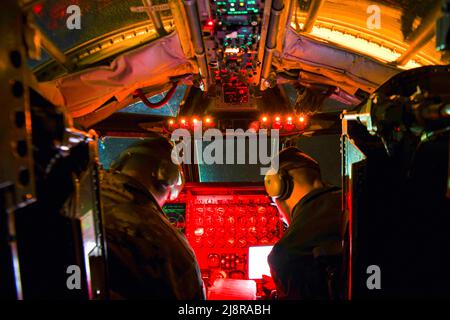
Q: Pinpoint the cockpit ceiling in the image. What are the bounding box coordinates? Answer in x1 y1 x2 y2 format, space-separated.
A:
27 0 445 74
26 0 447 125
291 0 443 68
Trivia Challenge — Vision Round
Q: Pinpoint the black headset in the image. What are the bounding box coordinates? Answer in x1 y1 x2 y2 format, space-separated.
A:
264 148 320 200
264 163 298 200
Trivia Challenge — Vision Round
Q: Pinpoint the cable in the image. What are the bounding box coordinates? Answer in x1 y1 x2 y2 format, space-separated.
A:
133 81 179 109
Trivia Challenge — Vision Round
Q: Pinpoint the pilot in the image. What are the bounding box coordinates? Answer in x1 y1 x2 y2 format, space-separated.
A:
100 136 205 299
264 147 342 299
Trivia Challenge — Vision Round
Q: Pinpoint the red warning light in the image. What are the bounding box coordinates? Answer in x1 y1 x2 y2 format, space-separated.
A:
272 116 282 129
180 118 190 128
285 116 295 131
207 20 214 27
32 4 44 15
204 117 214 126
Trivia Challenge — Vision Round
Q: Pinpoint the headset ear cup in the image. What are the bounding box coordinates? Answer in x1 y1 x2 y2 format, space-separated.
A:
279 173 294 200
264 172 284 198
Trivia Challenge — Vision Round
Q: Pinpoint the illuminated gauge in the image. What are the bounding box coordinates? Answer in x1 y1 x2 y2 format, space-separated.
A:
215 215 225 226
216 207 225 215
226 237 235 248
205 215 213 226
237 216 247 227
257 206 267 215
206 207 214 215
247 216 256 226
208 254 220 267
195 207 204 215
237 238 247 248
257 215 268 226
248 226 257 237
226 216 235 226
194 227 204 237
195 217 204 226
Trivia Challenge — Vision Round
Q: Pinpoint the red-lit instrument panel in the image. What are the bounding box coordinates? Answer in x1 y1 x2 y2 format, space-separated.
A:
163 184 284 297
184 190 282 285
187 195 281 250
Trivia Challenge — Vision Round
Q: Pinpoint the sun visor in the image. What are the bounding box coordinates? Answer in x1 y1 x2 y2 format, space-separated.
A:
278 28 401 94
37 32 197 119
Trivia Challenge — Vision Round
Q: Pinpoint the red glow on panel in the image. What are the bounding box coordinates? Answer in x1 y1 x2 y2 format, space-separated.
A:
272 122 282 130
33 4 44 15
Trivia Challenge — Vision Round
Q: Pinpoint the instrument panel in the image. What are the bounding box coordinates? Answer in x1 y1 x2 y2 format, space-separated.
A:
163 184 283 293
204 0 265 109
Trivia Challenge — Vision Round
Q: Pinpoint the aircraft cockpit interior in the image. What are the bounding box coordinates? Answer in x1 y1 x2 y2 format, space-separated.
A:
1 0 449 306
